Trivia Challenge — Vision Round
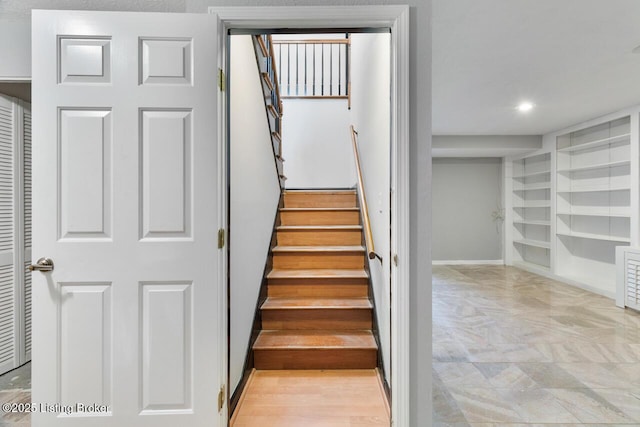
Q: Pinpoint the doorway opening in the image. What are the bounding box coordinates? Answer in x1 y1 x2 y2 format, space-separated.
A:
226 28 392 424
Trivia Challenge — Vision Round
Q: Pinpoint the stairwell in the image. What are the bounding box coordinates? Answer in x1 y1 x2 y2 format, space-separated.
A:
229 35 388 425
253 189 379 370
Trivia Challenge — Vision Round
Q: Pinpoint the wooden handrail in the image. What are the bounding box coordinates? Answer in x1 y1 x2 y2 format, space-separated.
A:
350 125 381 262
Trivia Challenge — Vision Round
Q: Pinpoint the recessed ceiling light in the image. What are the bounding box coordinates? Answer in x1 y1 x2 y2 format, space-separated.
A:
517 102 534 113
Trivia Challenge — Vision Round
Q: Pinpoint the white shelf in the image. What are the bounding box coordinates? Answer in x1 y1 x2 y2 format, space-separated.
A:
513 182 551 191
557 133 630 153
557 160 630 173
513 201 551 208
514 238 550 249
557 185 630 193
557 209 630 218
512 170 551 179
556 231 630 243
513 220 550 226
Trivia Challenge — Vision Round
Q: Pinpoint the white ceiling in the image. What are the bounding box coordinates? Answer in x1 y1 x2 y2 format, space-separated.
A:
433 0 640 135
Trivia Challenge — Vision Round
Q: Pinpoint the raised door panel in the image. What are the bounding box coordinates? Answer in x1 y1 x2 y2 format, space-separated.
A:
140 282 192 413
59 283 112 411
140 110 191 240
59 109 111 240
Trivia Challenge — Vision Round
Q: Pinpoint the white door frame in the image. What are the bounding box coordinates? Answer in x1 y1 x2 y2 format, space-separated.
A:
211 6 410 425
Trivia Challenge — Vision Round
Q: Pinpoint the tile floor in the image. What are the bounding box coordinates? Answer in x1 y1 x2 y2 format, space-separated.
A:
0 363 31 427
433 265 640 426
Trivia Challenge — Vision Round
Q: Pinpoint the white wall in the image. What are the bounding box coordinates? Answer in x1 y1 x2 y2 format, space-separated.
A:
281 98 355 188
432 158 503 262
229 35 281 393
0 17 31 79
350 32 391 383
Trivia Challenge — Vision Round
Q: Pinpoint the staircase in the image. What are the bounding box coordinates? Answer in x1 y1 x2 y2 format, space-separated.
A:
253 189 378 370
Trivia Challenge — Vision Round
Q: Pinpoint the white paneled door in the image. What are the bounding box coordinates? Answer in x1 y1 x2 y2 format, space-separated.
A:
32 11 222 426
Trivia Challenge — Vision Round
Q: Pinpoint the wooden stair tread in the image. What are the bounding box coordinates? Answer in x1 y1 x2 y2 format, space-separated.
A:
277 225 363 230
262 297 372 310
273 245 365 252
284 190 356 195
267 269 368 279
254 330 377 350
280 207 359 212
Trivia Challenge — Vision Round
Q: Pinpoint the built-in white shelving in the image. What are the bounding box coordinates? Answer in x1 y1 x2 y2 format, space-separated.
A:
555 116 631 292
512 152 551 270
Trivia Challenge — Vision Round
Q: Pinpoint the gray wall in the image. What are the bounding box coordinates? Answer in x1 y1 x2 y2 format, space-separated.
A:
432 158 503 261
0 83 31 102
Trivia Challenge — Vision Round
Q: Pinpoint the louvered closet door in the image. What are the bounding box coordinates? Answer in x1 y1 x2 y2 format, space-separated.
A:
0 95 16 375
22 104 31 361
626 255 640 311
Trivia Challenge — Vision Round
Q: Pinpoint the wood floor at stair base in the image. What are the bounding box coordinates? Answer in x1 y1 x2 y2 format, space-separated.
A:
254 348 377 370
262 309 372 330
267 282 369 298
273 252 365 269
229 369 390 427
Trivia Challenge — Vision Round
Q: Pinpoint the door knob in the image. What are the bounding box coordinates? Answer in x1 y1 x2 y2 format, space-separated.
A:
29 257 54 272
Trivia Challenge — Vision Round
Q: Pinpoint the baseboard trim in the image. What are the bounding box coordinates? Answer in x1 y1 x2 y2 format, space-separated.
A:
511 262 616 300
432 259 504 266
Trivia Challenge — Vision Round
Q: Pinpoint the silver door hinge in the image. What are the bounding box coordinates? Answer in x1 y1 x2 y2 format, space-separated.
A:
393 254 398 266
218 68 225 91
217 384 225 412
218 229 225 249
